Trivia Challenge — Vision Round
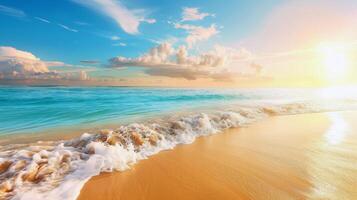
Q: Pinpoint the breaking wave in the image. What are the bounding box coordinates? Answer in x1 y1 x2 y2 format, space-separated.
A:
0 101 354 200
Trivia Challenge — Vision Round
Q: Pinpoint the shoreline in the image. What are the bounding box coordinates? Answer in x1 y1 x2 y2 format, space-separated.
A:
2 109 356 199
0 101 232 146
78 111 357 200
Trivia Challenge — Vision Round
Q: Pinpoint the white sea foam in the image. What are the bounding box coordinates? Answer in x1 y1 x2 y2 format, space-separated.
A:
0 101 355 200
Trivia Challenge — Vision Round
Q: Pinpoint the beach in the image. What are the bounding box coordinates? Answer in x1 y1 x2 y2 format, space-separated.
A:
2 0 357 199
78 111 357 200
1 86 357 200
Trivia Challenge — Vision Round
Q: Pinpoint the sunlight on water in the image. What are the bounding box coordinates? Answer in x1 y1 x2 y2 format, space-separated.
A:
309 113 356 199
325 113 349 145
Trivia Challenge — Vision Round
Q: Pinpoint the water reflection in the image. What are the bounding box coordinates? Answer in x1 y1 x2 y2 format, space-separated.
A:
308 112 356 199
325 113 349 145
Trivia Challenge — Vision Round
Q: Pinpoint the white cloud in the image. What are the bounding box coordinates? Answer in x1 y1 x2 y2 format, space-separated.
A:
0 47 51 79
174 23 219 47
109 42 254 80
113 42 127 47
148 36 178 45
181 7 213 22
110 42 174 67
0 47 39 60
72 0 155 34
141 18 156 24
35 17 50 23
110 36 121 40
0 46 88 81
58 24 78 32
0 4 26 18
45 61 72 67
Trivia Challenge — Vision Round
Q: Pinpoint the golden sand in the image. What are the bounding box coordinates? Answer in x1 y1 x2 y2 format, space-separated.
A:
76 111 357 199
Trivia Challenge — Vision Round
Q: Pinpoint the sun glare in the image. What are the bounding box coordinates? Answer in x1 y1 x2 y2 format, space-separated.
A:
317 42 350 83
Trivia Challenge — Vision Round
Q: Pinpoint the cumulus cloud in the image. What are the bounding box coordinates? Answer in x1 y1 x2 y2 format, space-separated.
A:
174 23 219 47
0 46 87 81
72 0 155 34
0 4 26 18
109 42 254 80
181 7 213 22
0 47 39 60
110 42 174 67
0 47 52 79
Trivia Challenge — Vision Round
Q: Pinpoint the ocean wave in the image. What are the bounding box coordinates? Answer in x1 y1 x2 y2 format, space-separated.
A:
0 102 350 199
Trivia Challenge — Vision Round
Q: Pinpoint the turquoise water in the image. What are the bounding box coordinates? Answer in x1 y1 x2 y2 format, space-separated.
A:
0 86 356 136
0 86 246 136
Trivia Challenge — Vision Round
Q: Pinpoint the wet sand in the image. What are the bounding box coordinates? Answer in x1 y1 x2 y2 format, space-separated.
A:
78 111 357 200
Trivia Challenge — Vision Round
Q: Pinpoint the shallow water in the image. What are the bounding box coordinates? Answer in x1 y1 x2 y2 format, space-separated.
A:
0 86 248 136
1 86 356 137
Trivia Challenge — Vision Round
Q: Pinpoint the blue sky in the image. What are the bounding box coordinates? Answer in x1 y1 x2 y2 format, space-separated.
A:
0 0 356 86
0 0 280 63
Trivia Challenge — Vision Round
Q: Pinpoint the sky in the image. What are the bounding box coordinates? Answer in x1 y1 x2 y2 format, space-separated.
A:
0 0 357 87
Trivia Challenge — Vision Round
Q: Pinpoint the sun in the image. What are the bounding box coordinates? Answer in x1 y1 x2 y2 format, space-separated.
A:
317 42 350 83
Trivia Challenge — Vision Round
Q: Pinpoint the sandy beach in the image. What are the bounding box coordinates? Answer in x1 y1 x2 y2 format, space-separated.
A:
78 111 357 200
